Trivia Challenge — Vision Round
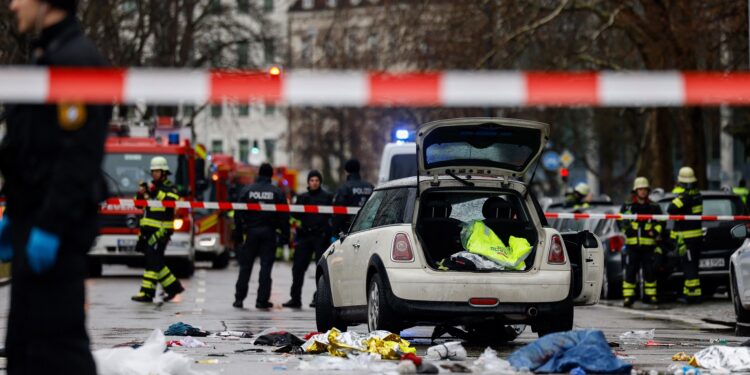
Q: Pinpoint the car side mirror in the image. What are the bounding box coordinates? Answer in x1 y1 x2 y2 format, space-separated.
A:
731 224 748 240
582 230 599 249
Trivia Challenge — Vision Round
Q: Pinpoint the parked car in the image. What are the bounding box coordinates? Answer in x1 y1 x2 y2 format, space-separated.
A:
656 191 749 298
314 118 603 342
728 224 750 336
549 205 625 300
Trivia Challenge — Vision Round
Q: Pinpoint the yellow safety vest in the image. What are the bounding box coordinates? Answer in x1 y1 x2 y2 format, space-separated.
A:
460 220 532 270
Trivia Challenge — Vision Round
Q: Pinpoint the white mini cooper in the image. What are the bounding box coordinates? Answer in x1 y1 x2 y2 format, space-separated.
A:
315 118 603 341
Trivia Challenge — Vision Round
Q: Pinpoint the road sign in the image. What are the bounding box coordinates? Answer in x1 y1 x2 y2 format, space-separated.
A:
560 150 575 168
541 151 560 171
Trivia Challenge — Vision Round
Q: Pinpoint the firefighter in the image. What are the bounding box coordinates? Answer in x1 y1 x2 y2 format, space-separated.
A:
233 163 289 309
619 177 664 307
0 0 108 373
283 170 333 308
734 179 748 208
131 157 185 303
564 182 591 210
331 159 374 236
667 166 703 304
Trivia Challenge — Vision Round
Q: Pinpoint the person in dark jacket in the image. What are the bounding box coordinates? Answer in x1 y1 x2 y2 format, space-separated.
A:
331 159 373 235
668 166 704 304
283 170 333 308
233 163 289 309
0 1 108 373
619 177 664 307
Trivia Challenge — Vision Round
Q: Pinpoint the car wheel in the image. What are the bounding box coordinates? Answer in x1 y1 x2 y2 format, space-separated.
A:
315 276 347 332
535 305 573 337
211 249 230 269
367 273 398 333
87 259 103 278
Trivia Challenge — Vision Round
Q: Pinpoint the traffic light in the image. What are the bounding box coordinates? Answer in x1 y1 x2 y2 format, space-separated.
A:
560 167 569 183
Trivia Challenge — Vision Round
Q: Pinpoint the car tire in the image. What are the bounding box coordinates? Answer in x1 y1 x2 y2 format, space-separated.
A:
315 276 347 332
367 273 399 333
211 249 230 269
535 305 573 337
87 259 103 278
731 270 750 321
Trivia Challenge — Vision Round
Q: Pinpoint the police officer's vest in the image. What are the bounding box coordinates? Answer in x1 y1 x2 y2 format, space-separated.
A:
733 187 748 205
460 220 531 271
668 186 703 241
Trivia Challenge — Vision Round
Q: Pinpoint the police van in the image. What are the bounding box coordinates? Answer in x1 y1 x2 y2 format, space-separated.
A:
377 142 417 185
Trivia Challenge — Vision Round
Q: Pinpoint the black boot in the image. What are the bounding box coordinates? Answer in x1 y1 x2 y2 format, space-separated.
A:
233 300 244 308
623 297 634 308
282 299 302 308
256 301 273 309
131 292 154 303
163 284 185 302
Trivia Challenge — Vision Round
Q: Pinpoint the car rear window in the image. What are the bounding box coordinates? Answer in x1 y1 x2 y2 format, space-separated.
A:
703 198 743 215
388 154 418 180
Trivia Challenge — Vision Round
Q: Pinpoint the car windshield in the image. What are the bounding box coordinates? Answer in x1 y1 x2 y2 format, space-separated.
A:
103 153 188 197
423 124 541 173
389 154 418 180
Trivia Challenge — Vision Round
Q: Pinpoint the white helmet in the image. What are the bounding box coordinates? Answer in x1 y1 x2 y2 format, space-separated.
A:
150 156 170 172
574 182 590 196
633 177 650 191
677 166 696 184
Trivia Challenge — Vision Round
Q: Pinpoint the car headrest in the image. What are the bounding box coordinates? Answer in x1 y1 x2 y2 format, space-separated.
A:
482 196 513 219
422 200 452 219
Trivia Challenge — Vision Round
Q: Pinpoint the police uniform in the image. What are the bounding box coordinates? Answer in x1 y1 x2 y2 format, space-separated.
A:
619 199 664 305
234 169 289 308
668 184 703 301
331 173 374 235
0 14 108 375
287 172 333 307
132 178 184 301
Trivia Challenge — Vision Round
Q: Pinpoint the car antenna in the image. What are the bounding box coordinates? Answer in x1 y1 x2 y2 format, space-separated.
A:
524 158 541 199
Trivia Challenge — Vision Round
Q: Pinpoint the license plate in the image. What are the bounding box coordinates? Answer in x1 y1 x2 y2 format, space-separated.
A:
699 257 725 269
117 239 137 247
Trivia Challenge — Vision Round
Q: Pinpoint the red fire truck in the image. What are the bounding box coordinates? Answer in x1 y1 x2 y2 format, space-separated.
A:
90 131 205 278
192 153 236 269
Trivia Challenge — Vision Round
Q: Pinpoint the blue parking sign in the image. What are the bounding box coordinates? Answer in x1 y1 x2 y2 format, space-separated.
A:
541 151 560 171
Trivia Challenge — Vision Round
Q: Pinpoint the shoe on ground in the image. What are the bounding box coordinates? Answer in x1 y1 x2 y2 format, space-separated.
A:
282 299 302 308
642 296 659 305
256 301 273 309
131 294 153 303
233 300 243 308
623 297 634 308
163 285 185 302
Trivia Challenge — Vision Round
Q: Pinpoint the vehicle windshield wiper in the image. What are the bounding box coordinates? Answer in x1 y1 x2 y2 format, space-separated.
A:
446 170 474 186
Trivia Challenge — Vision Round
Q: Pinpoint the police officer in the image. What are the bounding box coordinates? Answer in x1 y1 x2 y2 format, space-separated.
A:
331 159 374 235
283 170 333 308
233 163 289 309
0 0 108 372
564 182 591 210
667 167 703 303
131 157 185 303
619 177 664 307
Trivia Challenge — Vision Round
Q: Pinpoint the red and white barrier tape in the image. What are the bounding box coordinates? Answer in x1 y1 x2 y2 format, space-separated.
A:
104 198 750 221
3 67 750 106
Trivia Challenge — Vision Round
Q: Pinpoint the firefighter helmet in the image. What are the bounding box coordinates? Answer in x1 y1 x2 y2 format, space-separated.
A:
633 177 650 191
574 182 590 196
150 156 170 172
678 167 697 184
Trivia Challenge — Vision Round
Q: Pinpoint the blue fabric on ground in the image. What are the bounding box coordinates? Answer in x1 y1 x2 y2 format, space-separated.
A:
508 330 631 374
164 322 209 337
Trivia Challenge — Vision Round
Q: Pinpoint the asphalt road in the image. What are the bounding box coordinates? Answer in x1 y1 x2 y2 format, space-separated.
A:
0 260 743 374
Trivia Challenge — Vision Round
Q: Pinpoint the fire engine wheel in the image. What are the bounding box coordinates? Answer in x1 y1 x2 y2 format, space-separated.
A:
87 259 103 278
211 249 230 269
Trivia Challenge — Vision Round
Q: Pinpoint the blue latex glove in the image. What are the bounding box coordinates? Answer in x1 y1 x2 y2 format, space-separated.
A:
26 227 60 274
0 219 12 262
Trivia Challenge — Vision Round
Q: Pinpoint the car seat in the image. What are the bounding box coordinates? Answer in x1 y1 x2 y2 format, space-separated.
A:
418 199 463 263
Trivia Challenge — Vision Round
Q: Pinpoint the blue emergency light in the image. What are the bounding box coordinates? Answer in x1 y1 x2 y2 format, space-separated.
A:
395 129 410 140
168 133 180 145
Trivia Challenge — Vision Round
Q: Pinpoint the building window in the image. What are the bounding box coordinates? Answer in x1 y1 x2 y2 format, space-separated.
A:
265 104 275 115
237 41 249 67
238 104 249 117
264 139 276 163
239 139 250 163
211 139 224 154
211 104 222 118
264 0 274 12
237 0 250 13
264 39 275 64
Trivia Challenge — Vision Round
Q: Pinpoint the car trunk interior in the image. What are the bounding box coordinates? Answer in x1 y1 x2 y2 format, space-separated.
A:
415 190 539 271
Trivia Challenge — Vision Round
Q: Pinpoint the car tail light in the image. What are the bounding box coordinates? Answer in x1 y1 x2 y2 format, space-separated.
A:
548 234 566 264
469 298 499 307
173 218 185 230
392 233 414 262
609 235 625 253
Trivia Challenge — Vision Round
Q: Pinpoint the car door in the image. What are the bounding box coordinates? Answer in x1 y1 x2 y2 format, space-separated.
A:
574 231 604 305
331 190 385 307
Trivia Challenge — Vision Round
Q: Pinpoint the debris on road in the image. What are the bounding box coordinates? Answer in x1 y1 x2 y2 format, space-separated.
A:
509 330 632 373
425 341 468 361
297 353 399 372
254 328 305 347
165 322 210 337
689 345 750 372
645 340 674 347
211 331 253 339
93 329 210 375
195 359 219 365
672 352 692 362
166 336 207 348
274 344 304 354
708 338 728 345
234 348 266 353
619 329 655 347
301 328 416 359
472 347 515 373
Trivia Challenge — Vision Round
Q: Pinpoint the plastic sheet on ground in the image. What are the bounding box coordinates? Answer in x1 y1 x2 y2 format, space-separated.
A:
690 345 750 372
297 353 399 372
472 347 515 373
425 341 468 361
210 331 253 339
508 330 632 374
618 329 655 347
94 329 212 375
165 322 210 337
301 328 416 359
